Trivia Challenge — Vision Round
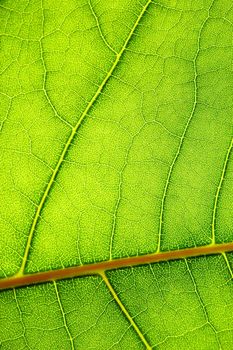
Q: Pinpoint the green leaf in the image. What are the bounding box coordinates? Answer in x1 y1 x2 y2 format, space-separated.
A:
0 0 233 349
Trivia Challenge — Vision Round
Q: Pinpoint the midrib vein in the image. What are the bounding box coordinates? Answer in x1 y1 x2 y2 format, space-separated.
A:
18 0 152 275
100 272 152 350
1 242 233 290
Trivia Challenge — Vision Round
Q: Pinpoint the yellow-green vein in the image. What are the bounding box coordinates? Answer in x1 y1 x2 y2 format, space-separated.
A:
13 288 29 348
40 0 73 129
53 281 75 350
18 0 153 275
222 252 233 279
100 271 152 350
88 0 118 55
184 259 222 349
156 3 213 252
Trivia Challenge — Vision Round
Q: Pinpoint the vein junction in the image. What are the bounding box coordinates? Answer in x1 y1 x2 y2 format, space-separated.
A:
1 242 233 291
17 0 153 276
100 271 152 350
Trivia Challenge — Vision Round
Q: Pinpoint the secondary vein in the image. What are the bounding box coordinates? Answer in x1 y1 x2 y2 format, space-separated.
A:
53 281 75 350
18 0 153 275
184 259 222 349
156 2 213 252
100 271 152 350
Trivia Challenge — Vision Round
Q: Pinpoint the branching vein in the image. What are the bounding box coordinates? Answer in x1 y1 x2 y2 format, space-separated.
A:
100 271 152 350
222 252 233 279
185 259 222 349
53 281 75 350
88 0 118 54
156 3 213 252
18 0 153 275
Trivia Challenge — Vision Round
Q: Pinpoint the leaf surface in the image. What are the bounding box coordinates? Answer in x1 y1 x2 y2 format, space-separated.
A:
0 0 233 349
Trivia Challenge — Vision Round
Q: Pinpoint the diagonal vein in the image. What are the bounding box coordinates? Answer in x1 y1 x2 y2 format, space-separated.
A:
100 271 152 350
222 252 233 278
18 0 153 275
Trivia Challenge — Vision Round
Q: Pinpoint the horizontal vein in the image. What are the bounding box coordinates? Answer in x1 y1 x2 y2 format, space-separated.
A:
1 242 233 290
100 272 152 350
18 0 152 276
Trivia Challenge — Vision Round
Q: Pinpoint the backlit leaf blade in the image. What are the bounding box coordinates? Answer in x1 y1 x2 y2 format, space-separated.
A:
0 0 233 349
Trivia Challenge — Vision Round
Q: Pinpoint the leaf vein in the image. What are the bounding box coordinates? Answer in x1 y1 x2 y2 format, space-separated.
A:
156 2 214 252
100 271 152 350
184 259 222 349
18 0 153 275
53 281 75 350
